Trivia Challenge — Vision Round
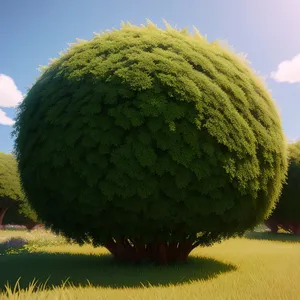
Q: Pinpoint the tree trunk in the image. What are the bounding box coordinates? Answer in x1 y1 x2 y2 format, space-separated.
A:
293 227 300 235
265 219 278 233
280 221 291 233
25 222 38 231
0 208 8 229
104 239 193 265
291 223 300 235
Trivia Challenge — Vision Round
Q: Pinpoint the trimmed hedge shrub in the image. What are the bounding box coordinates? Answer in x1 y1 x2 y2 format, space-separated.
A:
265 141 300 234
14 22 287 263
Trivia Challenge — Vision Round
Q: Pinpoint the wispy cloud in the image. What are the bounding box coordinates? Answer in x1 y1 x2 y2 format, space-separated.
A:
271 54 300 83
0 74 23 126
0 109 15 126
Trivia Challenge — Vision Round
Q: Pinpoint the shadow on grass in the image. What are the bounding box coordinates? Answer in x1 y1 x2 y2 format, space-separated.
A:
245 230 300 243
0 250 236 291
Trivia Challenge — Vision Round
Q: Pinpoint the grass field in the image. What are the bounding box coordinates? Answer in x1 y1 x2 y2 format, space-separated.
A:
0 228 299 300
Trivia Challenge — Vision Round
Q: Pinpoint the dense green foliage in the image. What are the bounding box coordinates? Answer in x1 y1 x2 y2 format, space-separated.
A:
267 142 300 223
0 152 37 226
14 22 287 254
3 199 38 227
0 153 24 225
0 153 23 205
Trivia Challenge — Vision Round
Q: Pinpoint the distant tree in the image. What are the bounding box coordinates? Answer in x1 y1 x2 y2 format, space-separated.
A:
4 198 39 230
14 22 287 264
265 142 300 234
0 152 38 229
0 152 24 227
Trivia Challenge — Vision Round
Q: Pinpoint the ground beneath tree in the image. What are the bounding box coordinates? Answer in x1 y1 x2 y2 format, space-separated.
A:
0 227 299 299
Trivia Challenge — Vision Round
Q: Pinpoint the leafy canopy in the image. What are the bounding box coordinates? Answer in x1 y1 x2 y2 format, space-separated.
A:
268 141 300 222
14 21 287 246
0 152 38 223
0 152 23 205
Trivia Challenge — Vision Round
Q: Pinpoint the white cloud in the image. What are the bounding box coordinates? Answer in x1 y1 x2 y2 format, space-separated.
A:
0 74 23 126
0 108 15 126
271 54 300 83
0 74 23 107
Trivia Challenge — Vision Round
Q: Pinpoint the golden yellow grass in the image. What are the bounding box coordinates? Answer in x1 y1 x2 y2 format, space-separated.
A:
0 229 299 300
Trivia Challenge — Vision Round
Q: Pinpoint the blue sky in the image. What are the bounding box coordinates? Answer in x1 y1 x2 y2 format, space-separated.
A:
1 0 299 153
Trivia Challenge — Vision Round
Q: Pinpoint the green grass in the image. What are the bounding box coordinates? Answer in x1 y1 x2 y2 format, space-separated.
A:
0 228 300 299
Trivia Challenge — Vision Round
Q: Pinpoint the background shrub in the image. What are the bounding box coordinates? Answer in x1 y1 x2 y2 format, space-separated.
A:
0 152 38 228
265 141 300 234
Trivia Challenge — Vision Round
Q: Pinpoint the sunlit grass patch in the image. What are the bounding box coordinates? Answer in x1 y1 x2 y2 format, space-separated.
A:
0 229 299 300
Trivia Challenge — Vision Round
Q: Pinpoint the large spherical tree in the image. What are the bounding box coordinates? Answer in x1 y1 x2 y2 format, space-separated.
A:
0 152 37 228
265 141 300 234
14 22 287 264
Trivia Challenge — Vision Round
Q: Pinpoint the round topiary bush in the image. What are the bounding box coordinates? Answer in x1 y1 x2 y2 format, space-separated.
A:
14 22 287 264
265 141 300 234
